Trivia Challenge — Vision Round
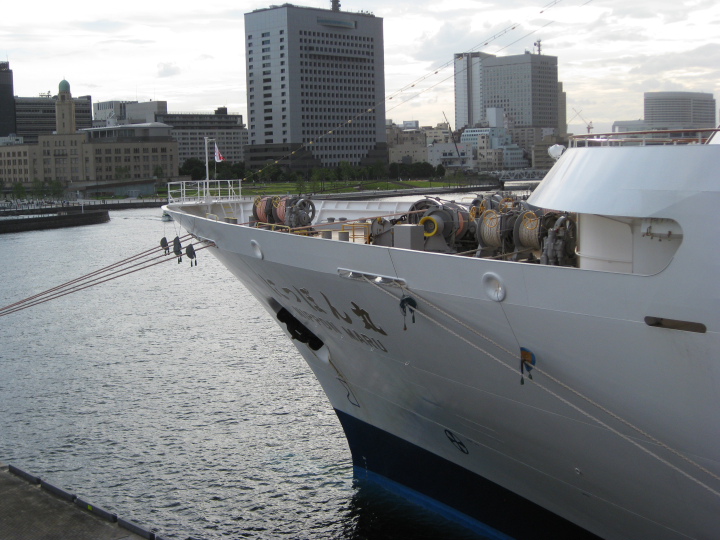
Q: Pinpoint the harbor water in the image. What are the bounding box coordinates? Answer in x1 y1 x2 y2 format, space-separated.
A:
0 207 481 540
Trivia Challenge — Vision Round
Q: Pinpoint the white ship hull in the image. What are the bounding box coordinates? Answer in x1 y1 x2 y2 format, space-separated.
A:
166 143 720 539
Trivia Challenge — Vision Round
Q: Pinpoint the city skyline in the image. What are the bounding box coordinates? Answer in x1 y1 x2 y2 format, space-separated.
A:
2 0 719 135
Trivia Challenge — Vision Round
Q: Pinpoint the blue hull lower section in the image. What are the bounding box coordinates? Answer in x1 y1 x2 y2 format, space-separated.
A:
335 409 601 540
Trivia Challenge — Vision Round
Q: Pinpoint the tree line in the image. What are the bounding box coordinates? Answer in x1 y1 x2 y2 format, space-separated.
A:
2 178 66 201
179 158 447 184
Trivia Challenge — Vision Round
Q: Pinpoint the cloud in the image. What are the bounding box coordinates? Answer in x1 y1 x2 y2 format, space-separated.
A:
617 0 718 24
75 19 130 33
157 62 180 77
98 38 155 46
628 43 720 75
633 78 689 92
414 20 474 65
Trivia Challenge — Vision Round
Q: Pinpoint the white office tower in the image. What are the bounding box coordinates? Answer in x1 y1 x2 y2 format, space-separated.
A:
244 4 387 170
644 91 717 130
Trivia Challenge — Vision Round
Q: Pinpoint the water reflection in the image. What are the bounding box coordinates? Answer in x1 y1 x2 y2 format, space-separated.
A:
343 477 484 540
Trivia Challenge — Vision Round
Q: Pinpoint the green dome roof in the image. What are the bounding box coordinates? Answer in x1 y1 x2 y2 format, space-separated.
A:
59 79 70 93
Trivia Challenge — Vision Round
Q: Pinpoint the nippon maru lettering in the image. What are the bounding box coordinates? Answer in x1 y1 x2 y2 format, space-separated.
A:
164 130 720 540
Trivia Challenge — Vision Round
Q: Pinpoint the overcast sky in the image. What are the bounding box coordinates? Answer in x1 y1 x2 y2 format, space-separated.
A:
3 0 719 134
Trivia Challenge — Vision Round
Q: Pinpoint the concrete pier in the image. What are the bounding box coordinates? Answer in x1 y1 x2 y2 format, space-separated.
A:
0 210 110 234
0 463 161 539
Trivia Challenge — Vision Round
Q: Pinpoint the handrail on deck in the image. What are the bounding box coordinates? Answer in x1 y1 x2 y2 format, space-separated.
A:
569 128 719 148
168 179 243 204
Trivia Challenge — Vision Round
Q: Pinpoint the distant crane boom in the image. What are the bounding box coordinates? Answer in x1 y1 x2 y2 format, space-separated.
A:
443 112 461 157
570 108 594 133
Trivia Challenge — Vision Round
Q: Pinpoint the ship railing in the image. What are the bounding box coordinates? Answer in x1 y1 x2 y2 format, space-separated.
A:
253 222 313 234
341 221 371 243
569 128 719 147
167 179 243 204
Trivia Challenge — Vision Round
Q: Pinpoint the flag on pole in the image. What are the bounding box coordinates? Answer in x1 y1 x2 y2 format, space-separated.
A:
214 143 225 162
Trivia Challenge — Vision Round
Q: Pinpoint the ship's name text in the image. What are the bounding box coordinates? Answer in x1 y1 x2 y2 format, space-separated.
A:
261 277 389 352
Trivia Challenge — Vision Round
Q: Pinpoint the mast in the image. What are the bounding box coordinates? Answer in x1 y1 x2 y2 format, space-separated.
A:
204 137 217 180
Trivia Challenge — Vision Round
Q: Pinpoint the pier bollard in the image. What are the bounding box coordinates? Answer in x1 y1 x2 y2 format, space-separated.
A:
321 230 332 239
338 231 350 242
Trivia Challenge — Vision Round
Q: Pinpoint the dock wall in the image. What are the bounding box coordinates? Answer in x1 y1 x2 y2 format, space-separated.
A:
0 210 110 234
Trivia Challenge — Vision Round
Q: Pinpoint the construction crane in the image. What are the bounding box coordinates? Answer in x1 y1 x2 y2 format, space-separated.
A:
442 111 462 158
570 108 594 133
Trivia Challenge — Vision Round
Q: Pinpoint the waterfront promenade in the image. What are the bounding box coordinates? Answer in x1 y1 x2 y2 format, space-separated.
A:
1 198 164 216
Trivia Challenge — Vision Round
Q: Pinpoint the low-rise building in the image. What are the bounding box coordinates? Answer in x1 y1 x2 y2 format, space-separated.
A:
0 144 30 187
387 127 428 164
612 120 647 132
94 101 248 164
80 123 179 194
424 123 452 144
531 135 568 170
460 127 512 149
427 142 474 171
460 124 529 170
93 100 137 126
0 135 23 146
156 107 247 164
389 141 428 164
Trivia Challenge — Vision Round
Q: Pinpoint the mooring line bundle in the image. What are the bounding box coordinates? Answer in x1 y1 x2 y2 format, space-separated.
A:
0 234 212 317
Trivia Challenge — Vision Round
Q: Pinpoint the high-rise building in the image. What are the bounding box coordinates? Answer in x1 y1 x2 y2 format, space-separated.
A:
454 51 559 133
644 91 716 130
454 52 493 130
483 53 558 129
0 62 16 137
557 81 567 136
454 50 560 161
244 4 387 171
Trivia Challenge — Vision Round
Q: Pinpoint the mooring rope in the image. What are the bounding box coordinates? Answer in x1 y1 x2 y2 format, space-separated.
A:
0 236 212 317
1 233 195 313
363 276 720 498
